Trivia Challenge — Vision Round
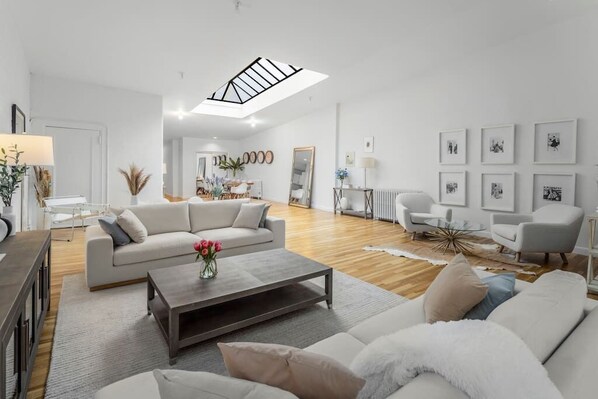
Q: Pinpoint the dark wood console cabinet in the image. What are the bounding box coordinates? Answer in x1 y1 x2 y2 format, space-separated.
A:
0 231 51 399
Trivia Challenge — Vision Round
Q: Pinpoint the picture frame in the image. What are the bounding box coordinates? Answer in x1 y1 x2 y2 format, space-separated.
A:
345 151 355 167
438 171 467 206
265 150 274 164
532 173 576 211
533 119 577 164
364 137 374 153
481 124 515 164
439 129 467 165
11 104 26 134
481 172 515 212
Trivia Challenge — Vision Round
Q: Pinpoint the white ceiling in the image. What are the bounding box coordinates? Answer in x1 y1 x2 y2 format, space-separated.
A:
7 0 598 140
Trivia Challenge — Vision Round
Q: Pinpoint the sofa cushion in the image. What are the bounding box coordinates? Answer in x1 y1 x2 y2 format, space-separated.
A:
545 307 598 399
127 202 191 235
348 296 424 344
113 232 198 266
218 342 365 399
492 224 517 241
465 273 515 320
386 373 469 399
117 209 148 243
153 369 298 399
98 216 131 246
304 333 366 368
197 227 273 249
189 199 249 232
94 371 159 399
487 270 587 363
259 203 271 228
410 212 437 224
424 254 488 323
232 203 266 230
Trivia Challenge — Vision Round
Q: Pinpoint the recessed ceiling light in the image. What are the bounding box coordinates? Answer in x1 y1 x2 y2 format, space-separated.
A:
213 136 218 139
192 57 328 119
177 110 185 120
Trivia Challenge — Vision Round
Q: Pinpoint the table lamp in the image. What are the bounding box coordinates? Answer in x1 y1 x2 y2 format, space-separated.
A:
356 157 375 188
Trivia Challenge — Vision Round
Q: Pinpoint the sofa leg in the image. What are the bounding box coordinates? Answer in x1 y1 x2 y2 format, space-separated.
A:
560 253 568 264
515 252 521 262
498 245 504 253
544 253 550 263
411 232 416 241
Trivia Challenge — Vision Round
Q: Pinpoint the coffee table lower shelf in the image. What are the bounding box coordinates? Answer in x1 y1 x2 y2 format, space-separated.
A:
148 281 329 364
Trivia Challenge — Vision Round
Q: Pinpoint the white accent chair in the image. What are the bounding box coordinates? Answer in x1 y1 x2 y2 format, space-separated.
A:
395 193 452 240
491 204 584 263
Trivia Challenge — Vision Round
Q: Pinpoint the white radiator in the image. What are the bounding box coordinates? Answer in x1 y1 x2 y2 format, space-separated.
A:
374 189 422 223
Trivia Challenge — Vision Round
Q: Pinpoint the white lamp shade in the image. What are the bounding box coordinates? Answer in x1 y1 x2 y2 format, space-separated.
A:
0 133 54 166
356 157 376 168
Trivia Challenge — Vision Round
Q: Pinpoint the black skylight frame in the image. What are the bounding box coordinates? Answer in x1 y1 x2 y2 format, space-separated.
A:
208 57 303 105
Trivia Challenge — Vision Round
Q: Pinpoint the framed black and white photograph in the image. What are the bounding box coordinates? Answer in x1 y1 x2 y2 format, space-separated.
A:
481 172 515 212
439 129 466 164
345 151 355 167
439 171 466 206
532 173 576 210
533 119 577 164
481 124 515 164
364 136 374 153
11 104 26 134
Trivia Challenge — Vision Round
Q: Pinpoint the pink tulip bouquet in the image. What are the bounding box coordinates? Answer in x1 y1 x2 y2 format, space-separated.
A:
194 240 222 279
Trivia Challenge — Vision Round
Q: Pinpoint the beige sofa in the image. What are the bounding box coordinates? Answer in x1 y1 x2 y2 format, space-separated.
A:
85 200 285 289
96 270 598 398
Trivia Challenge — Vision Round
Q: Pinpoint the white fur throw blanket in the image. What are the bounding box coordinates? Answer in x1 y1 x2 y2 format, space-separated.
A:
350 320 563 399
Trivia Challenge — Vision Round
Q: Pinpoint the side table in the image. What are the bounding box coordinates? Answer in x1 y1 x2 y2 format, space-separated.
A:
333 187 374 220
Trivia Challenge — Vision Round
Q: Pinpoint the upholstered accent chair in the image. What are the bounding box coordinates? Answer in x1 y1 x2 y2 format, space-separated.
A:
395 193 452 240
491 204 584 263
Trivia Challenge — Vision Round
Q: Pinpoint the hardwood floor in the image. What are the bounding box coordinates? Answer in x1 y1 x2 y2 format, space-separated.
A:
26 201 596 397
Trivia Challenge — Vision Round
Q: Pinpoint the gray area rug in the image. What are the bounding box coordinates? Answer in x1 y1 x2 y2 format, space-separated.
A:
45 271 406 399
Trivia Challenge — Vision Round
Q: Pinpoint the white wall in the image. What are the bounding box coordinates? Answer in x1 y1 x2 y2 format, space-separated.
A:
170 137 240 198
0 0 30 133
240 106 337 211
30 75 163 206
336 11 598 250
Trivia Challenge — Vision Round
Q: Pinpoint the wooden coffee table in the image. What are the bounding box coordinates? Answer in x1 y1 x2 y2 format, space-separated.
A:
147 248 333 364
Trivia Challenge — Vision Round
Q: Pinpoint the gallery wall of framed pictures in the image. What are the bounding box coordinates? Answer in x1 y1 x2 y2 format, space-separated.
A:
438 118 578 213
242 150 274 165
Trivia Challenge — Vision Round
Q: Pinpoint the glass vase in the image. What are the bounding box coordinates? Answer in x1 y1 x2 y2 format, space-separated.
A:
199 258 218 279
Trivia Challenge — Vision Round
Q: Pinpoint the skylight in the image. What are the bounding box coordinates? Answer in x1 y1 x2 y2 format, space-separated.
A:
192 57 328 119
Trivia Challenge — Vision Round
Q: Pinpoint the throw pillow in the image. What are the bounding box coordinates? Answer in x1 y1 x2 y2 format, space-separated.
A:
116 209 148 243
423 253 488 323
258 203 271 228
218 342 365 399
98 216 131 246
153 369 298 399
464 273 515 320
232 203 266 230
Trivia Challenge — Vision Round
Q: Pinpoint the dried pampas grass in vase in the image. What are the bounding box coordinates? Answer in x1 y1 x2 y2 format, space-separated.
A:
33 166 52 207
118 164 151 205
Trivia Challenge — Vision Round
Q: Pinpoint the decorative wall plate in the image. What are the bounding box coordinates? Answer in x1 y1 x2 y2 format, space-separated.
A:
249 151 257 164
212 157 218 166
242 152 250 164
257 151 265 164
265 150 274 164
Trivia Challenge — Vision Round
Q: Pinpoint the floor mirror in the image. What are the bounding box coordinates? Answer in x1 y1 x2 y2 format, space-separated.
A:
289 146 315 208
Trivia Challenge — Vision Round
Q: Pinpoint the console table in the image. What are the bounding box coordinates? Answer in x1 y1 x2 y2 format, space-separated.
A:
0 231 51 399
333 187 374 220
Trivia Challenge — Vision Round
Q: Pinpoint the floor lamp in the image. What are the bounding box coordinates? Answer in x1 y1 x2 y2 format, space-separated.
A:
356 157 375 189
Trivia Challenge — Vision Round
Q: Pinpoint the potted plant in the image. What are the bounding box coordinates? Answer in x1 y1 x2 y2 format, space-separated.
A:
33 166 52 230
194 239 222 279
118 164 151 205
205 175 225 200
0 145 27 235
219 157 246 178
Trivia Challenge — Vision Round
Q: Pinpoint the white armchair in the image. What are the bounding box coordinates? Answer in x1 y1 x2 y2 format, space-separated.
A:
395 193 452 240
491 204 584 263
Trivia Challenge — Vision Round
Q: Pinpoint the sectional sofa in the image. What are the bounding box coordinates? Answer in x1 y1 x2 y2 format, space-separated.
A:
85 199 285 289
96 269 598 398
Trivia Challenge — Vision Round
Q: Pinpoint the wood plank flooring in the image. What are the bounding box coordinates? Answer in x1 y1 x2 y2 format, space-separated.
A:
26 201 596 397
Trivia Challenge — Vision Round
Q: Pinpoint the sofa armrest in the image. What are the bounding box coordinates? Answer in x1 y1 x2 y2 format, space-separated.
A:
491 213 532 226
265 216 285 249
85 225 115 289
517 222 579 253
430 204 452 221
